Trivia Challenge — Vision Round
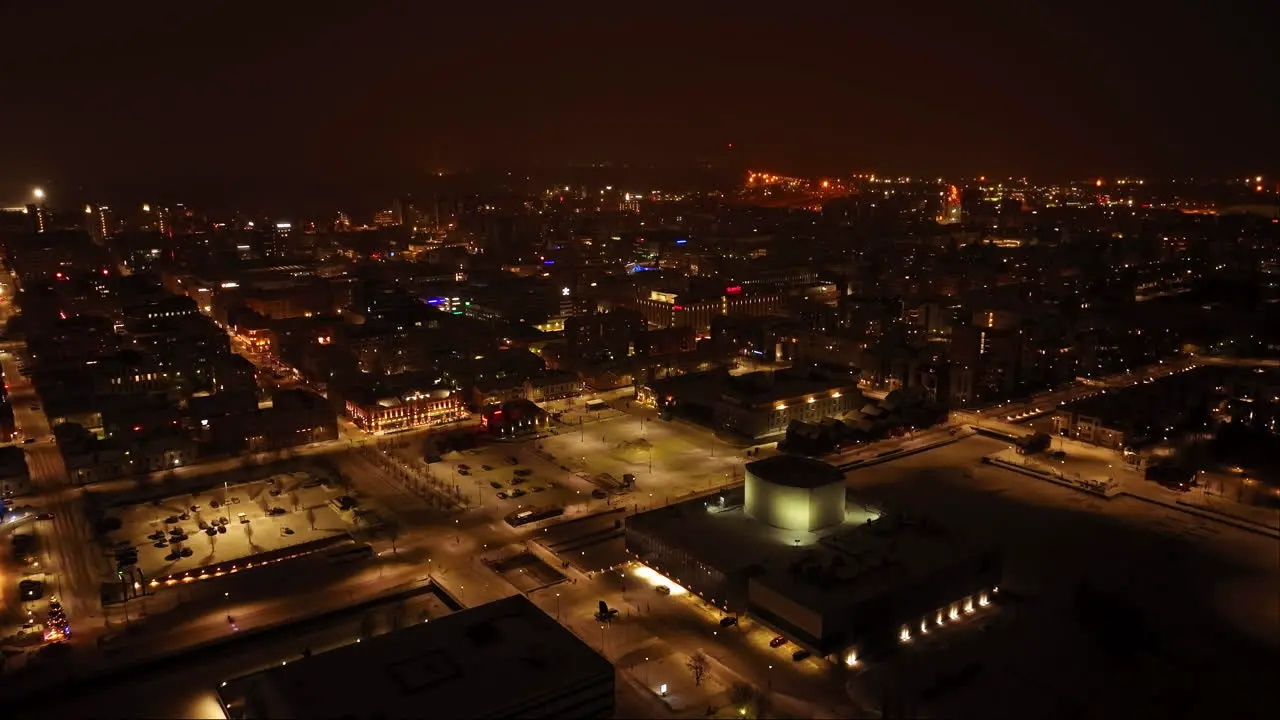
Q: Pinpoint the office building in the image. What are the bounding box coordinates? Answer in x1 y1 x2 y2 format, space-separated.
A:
628 286 786 336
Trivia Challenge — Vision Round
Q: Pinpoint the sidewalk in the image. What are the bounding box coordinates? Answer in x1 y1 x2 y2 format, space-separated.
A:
984 449 1121 497
983 449 1280 538
831 425 974 470
1175 491 1279 531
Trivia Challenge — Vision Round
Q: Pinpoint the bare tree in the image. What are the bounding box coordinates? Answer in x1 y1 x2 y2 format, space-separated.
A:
387 601 406 631
687 652 709 687
359 613 377 639
729 681 758 708
385 520 400 555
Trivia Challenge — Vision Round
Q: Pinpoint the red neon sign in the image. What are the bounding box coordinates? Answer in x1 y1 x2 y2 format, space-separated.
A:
672 305 684 311
725 286 742 294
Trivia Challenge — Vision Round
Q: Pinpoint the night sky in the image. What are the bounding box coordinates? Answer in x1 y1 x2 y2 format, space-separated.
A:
3 1 1277 206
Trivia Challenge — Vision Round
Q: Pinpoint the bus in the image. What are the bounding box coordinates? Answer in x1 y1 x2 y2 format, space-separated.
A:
505 506 565 527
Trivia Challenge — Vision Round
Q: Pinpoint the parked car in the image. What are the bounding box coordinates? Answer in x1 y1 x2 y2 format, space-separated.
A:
719 616 738 628
19 579 44 600
792 650 810 662
770 636 788 648
655 585 671 595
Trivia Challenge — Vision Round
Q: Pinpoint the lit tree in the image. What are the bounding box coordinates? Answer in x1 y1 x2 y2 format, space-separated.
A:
687 652 709 687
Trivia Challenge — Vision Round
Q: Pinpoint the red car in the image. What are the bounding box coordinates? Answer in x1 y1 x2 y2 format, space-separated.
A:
769 636 787 648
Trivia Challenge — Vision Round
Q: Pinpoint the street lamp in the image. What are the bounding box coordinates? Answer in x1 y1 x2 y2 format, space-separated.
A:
32 188 44 201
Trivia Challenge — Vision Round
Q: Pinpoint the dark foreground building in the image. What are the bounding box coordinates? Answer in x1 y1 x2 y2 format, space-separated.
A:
216 594 615 718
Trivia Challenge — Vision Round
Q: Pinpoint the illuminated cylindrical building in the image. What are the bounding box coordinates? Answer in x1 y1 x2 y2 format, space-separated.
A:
744 455 846 532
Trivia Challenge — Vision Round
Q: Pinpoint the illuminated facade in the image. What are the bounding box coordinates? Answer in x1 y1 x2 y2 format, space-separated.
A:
630 288 786 336
625 468 1002 662
937 184 962 224
345 390 464 433
715 369 862 441
744 455 846 532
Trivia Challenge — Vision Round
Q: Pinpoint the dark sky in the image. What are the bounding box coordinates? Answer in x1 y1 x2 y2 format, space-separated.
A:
3 0 1277 206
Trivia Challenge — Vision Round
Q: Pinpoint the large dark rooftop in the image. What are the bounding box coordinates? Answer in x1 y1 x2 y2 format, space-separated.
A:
746 454 845 489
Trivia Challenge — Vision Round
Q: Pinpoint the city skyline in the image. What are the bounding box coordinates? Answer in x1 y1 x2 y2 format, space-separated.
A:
1 4 1277 718
3 1 1279 207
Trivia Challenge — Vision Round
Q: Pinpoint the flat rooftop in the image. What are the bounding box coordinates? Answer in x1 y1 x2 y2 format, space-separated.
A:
627 488 985 614
722 368 857 406
222 594 613 719
746 454 844 489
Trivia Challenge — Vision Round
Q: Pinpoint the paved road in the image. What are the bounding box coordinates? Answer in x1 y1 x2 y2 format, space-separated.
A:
967 357 1201 423
0 348 100 627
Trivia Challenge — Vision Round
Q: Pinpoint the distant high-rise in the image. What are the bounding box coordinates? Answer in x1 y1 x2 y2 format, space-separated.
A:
83 204 112 244
937 185 962 225
25 204 49 233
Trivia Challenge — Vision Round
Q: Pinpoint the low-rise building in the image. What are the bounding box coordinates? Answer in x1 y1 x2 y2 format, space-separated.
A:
472 375 527 408
525 370 583 403
186 391 259 431
625 456 1002 663
1050 407 1127 449
345 387 465 433
211 389 336 453
480 398 549 436
640 364 867 443
715 367 863 441
0 446 30 494
56 422 195 484
0 402 16 443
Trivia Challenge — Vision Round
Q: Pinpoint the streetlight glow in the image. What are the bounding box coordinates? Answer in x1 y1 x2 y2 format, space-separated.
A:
33 188 45 200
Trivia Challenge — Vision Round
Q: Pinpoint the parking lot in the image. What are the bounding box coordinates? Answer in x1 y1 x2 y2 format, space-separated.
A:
102 470 354 580
382 438 626 519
